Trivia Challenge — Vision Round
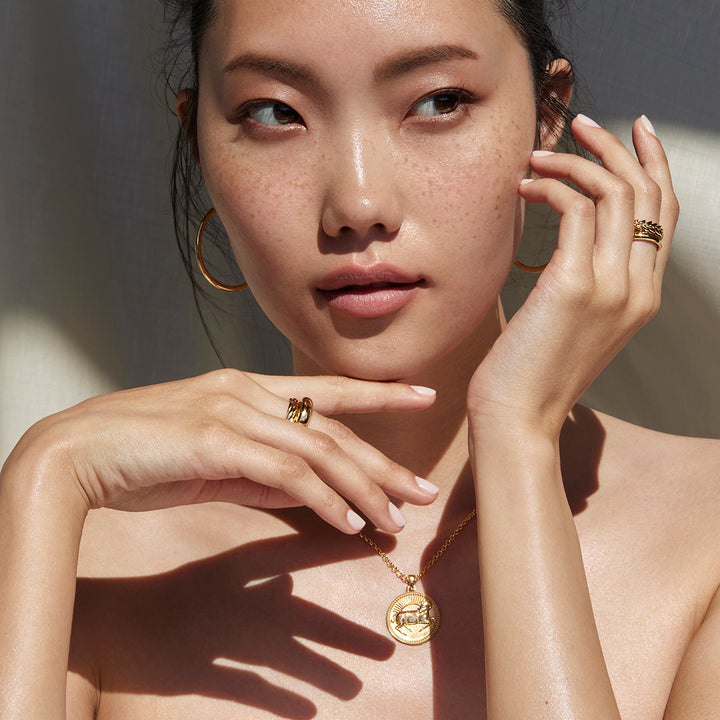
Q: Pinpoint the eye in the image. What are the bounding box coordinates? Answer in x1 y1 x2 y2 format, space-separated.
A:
409 89 474 118
243 100 302 127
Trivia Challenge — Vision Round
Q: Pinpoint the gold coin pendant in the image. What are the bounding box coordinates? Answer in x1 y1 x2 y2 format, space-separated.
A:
386 590 440 645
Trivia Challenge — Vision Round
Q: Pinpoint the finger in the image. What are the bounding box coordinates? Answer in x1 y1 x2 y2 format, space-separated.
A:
198 371 438 504
208 435 368 534
319 415 438 504
225 406 426 531
631 116 680 289
518 175 596 277
529 149 635 273
244 372 437 415
570 115 664 280
245 408 437 507
183 372 437 517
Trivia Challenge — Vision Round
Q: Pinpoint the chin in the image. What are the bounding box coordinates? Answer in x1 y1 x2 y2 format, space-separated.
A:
294 334 458 384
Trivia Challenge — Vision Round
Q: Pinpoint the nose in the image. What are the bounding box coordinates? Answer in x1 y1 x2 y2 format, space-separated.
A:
320 125 403 239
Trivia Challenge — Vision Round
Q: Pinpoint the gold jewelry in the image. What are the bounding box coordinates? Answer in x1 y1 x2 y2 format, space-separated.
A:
286 397 314 425
359 508 476 645
633 219 664 250
195 208 249 291
513 258 547 273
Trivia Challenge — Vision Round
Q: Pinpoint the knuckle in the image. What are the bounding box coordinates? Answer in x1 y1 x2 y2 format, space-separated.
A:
382 461 415 490
608 177 634 205
326 374 347 397
630 290 659 321
666 192 680 220
570 197 595 220
308 430 339 457
637 177 662 207
247 481 273 507
278 454 312 484
324 417 356 443
598 283 629 313
318 485 342 510
562 274 595 305
199 392 238 419
205 368 246 390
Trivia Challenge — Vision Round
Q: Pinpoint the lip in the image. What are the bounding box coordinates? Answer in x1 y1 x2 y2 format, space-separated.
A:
316 264 425 319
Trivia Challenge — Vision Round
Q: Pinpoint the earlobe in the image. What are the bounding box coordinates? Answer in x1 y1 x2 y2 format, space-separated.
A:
175 88 201 165
537 58 574 151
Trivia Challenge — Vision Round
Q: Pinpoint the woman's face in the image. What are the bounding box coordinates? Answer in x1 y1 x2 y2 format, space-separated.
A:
195 0 537 380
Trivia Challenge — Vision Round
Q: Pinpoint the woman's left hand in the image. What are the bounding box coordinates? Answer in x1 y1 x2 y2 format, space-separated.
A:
467 114 679 437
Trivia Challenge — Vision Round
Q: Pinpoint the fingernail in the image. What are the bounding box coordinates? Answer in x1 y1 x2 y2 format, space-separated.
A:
640 114 657 138
575 113 602 128
346 509 366 531
388 502 407 528
532 150 554 157
411 385 436 397
415 476 439 495
519 178 535 186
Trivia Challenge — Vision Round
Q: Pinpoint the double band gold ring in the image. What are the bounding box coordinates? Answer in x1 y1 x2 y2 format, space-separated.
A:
633 219 664 250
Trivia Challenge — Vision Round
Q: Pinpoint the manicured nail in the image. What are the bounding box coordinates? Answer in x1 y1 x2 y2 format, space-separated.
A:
411 385 436 397
388 502 407 528
346 509 366 531
532 150 554 157
520 178 535 186
575 113 601 128
640 114 657 137
415 476 440 495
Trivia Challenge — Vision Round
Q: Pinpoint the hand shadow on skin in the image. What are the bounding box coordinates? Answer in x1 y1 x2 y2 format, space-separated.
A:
69 515 395 720
559 404 605 515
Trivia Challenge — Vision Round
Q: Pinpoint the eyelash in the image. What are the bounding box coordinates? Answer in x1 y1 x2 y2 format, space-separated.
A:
408 88 476 119
233 88 477 131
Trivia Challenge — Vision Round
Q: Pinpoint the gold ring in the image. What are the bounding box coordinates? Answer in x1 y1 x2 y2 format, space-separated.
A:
286 397 314 425
633 219 663 250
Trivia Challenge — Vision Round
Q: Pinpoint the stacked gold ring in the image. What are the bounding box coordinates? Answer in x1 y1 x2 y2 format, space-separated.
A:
633 219 664 250
286 397 314 425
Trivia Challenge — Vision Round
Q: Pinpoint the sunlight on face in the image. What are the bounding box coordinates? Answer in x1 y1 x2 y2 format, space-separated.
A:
195 0 537 381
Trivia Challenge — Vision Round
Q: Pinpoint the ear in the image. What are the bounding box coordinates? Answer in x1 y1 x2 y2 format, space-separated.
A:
175 88 201 165
537 58 573 151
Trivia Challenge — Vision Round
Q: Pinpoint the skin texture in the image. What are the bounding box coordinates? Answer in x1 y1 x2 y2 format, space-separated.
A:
195 0 533 383
1 1 719 719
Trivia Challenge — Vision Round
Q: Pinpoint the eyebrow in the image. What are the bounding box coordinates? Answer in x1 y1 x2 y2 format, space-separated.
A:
223 44 479 87
223 54 321 86
373 45 480 83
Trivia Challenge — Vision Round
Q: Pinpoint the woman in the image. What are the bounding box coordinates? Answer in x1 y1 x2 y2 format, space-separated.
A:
1 0 718 718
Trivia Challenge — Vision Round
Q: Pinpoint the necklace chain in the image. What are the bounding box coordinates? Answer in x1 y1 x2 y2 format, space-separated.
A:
359 508 476 588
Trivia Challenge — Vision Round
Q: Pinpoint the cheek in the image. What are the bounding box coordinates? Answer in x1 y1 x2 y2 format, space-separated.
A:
406 109 534 264
200 135 319 287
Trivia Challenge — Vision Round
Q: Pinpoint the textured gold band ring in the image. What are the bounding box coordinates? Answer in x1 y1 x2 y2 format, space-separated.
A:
286 397 314 425
633 219 664 250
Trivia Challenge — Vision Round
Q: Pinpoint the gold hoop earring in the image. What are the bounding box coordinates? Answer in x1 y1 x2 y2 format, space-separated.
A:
195 208 248 292
512 258 547 273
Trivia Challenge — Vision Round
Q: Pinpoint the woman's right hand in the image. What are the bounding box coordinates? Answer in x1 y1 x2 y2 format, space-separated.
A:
8 369 438 533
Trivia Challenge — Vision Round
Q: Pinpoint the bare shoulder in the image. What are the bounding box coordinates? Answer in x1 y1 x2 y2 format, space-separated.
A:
566 407 720 583
592 409 720 492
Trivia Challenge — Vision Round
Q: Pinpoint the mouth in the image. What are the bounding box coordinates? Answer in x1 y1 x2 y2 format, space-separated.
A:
316 266 425 319
324 280 423 294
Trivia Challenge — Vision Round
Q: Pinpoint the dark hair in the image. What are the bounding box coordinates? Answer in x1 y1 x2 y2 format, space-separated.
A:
161 0 574 343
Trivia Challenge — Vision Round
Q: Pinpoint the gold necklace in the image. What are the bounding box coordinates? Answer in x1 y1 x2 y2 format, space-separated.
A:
359 509 476 645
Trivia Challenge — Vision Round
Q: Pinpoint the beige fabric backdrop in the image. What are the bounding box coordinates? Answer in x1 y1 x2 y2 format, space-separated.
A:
1 1 718 463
